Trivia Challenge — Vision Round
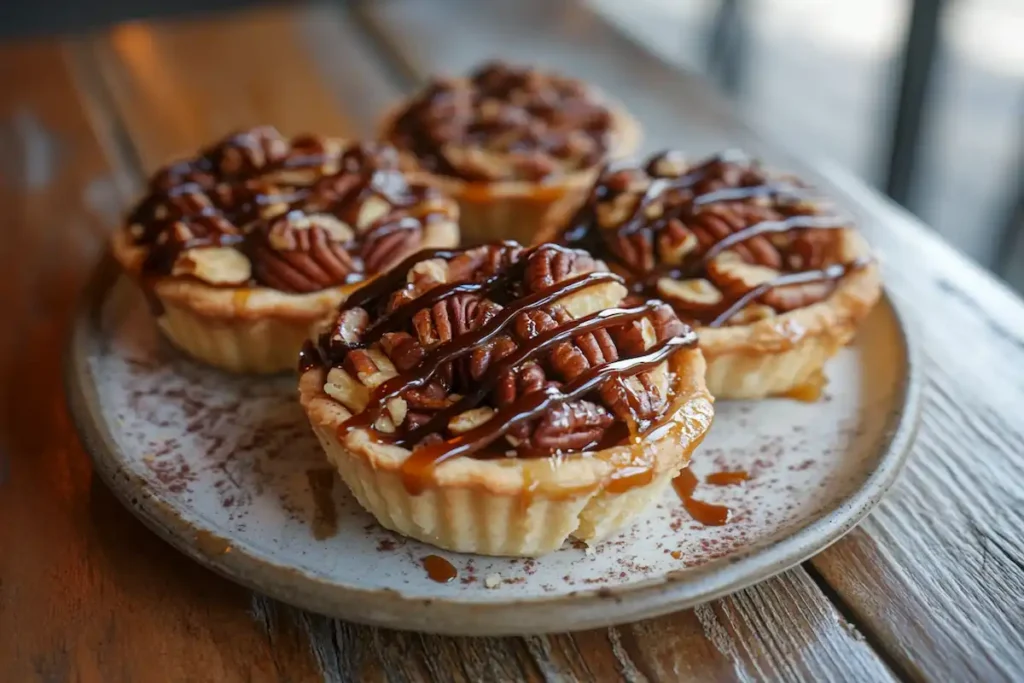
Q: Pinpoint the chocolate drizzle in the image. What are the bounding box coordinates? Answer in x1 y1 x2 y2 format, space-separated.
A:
399 300 669 447
559 150 871 326
340 270 626 437
397 334 693 494
309 242 700 492
126 128 454 292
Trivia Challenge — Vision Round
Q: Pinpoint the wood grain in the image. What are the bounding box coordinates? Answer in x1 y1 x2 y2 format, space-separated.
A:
356 0 1024 679
806 166 1024 683
85 3 400 170
0 40 323 683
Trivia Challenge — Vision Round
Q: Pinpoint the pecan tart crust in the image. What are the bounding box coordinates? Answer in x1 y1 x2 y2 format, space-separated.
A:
537 151 882 399
111 127 459 373
379 61 641 245
298 242 713 556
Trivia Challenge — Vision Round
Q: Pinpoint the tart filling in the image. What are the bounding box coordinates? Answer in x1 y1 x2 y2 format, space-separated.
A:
299 242 713 556
380 61 641 243
111 126 459 373
539 150 882 399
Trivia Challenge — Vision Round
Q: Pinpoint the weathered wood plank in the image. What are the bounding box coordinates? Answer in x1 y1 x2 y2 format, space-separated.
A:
806 166 1024 683
262 578 894 683
0 40 323 683
357 0 1024 679
86 3 400 170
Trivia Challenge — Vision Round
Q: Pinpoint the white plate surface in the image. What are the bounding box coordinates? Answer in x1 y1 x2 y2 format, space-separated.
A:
66 267 918 635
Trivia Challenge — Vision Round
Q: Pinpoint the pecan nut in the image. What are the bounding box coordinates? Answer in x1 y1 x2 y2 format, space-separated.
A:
127 130 438 291
388 62 615 182
525 245 602 292
446 242 525 283
210 126 290 177
529 400 614 451
379 331 426 373
361 220 423 275
248 214 357 293
761 280 836 312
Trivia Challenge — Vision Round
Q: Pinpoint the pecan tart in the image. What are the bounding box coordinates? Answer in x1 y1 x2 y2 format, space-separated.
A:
298 242 713 556
537 151 882 399
111 127 459 373
379 61 641 245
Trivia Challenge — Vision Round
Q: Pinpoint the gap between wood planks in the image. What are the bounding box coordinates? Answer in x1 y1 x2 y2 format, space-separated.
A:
803 563 916 682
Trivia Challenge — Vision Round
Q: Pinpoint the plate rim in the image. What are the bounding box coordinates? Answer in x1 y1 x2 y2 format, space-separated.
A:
64 255 921 635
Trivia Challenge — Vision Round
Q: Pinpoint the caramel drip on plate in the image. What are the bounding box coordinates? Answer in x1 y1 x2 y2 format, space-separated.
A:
421 555 457 583
705 470 749 486
672 467 731 526
561 151 871 326
781 369 828 402
306 468 339 540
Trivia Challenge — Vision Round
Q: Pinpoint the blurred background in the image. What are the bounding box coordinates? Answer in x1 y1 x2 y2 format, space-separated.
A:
589 0 1024 293
2 0 1023 292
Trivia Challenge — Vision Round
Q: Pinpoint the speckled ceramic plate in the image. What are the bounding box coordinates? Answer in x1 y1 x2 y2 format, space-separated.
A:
65 258 919 635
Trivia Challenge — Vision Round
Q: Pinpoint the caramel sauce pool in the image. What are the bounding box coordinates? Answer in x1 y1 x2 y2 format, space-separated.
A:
232 288 252 312
422 555 458 583
782 371 827 403
672 467 731 526
705 470 750 486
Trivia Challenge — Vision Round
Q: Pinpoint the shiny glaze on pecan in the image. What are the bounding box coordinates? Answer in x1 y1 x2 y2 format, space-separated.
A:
126 127 456 292
307 242 697 459
386 61 616 182
558 150 866 326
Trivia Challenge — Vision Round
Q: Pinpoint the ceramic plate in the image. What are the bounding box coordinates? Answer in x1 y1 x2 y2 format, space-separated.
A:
65 260 919 635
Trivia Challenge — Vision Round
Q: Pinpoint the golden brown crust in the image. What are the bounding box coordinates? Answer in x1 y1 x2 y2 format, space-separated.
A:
696 230 880 398
300 347 710 496
296 241 712 554
695 229 879 357
299 347 712 555
111 220 459 323
111 215 459 373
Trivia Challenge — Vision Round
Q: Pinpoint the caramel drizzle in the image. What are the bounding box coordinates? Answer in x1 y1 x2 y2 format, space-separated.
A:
400 300 683 447
338 269 626 435
317 243 698 491
399 334 693 494
562 152 868 326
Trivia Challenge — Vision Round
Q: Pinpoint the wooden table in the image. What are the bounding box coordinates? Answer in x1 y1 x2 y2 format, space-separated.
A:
1 1 1022 680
